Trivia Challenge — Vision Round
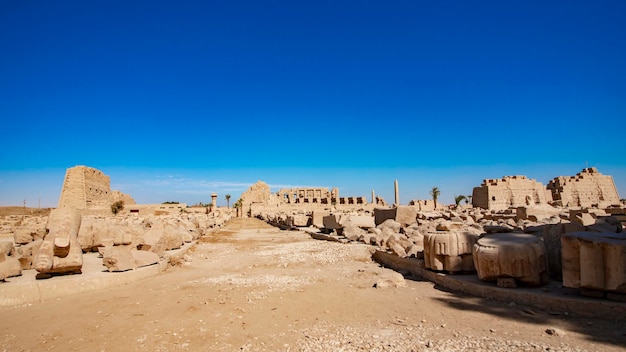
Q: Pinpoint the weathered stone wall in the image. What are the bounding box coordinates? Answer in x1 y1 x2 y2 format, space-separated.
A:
547 168 620 208
472 176 551 211
276 187 337 204
240 181 278 213
111 190 136 206
58 166 135 210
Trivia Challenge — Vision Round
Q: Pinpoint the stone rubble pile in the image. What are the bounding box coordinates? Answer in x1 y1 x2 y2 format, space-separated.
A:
0 208 231 280
258 203 625 298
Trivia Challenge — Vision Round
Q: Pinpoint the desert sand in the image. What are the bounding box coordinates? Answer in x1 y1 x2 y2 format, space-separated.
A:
0 218 624 351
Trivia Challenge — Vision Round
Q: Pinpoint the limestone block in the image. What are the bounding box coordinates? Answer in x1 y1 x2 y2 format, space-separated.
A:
14 227 38 245
374 208 396 226
424 232 478 272
322 214 342 230
473 233 548 286
340 215 375 229
290 214 310 227
435 220 463 232
132 249 160 268
102 246 160 272
34 208 83 275
16 239 43 270
395 206 418 227
374 207 417 227
343 225 366 241
588 216 622 233
311 211 329 228
571 211 596 226
377 219 401 234
562 232 626 293
0 241 22 279
102 245 136 272
142 224 183 257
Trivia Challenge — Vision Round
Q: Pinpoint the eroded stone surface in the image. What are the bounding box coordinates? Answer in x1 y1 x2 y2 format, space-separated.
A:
473 233 548 286
424 232 478 272
562 231 626 293
34 208 83 276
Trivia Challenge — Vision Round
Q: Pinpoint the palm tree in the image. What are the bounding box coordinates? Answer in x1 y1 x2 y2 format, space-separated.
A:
225 194 231 208
430 187 441 208
454 194 467 206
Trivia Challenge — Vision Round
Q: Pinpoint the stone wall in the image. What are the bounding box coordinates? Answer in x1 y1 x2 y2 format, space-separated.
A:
547 167 620 208
472 176 551 211
276 187 338 205
240 180 278 212
58 166 135 210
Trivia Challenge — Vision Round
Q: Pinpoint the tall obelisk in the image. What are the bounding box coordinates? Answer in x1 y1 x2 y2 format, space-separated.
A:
394 179 399 207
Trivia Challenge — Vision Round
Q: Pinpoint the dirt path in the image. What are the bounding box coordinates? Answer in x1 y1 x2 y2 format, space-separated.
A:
0 218 624 351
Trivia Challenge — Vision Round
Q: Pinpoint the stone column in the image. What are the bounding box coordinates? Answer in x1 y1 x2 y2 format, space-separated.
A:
211 193 217 210
372 189 375 204
394 180 399 206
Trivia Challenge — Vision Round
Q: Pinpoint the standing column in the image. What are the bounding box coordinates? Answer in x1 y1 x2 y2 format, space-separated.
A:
211 193 217 210
372 189 375 204
394 179 399 207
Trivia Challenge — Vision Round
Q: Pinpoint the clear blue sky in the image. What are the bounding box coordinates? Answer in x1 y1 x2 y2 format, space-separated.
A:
1 1 625 207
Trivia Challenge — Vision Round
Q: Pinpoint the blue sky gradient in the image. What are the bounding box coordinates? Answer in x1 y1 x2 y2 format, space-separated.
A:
1 1 625 207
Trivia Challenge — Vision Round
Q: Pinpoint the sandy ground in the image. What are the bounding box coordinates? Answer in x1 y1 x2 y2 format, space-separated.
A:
0 218 625 352
0 206 51 217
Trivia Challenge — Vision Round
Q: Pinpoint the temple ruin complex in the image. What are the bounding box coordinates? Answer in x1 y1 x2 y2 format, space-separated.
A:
472 175 552 211
547 167 620 208
58 166 135 210
276 187 339 205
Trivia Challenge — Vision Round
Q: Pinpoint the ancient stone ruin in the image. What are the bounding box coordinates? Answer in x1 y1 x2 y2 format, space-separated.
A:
0 165 232 282
548 167 621 208
472 175 552 211
58 165 135 210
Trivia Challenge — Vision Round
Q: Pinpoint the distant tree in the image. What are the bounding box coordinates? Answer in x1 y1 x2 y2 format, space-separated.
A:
454 195 468 206
111 200 124 215
430 187 441 208
233 199 242 209
162 201 180 204
225 194 231 208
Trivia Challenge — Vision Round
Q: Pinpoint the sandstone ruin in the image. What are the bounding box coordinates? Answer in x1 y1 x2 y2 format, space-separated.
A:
2 165 625 313
548 167 621 208
58 165 135 210
472 175 552 211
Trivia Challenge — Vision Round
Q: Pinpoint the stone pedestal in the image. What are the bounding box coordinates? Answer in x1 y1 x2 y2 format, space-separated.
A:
562 232 626 293
473 233 548 287
424 232 478 272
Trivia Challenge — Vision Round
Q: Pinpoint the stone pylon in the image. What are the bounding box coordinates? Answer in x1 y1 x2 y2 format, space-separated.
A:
394 180 399 206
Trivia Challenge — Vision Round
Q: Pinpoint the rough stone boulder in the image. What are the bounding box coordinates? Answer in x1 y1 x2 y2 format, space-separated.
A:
424 232 478 272
377 219 401 234
14 226 45 245
102 245 160 272
343 225 366 241
562 232 626 293
16 239 43 270
374 206 417 227
0 241 22 280
340 215 375 229
142 223 184 257
473 233 549 287
78 217 140 252
34 207 83 276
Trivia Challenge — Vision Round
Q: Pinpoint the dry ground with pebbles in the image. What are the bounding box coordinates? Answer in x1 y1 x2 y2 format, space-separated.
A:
1 218 625 351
